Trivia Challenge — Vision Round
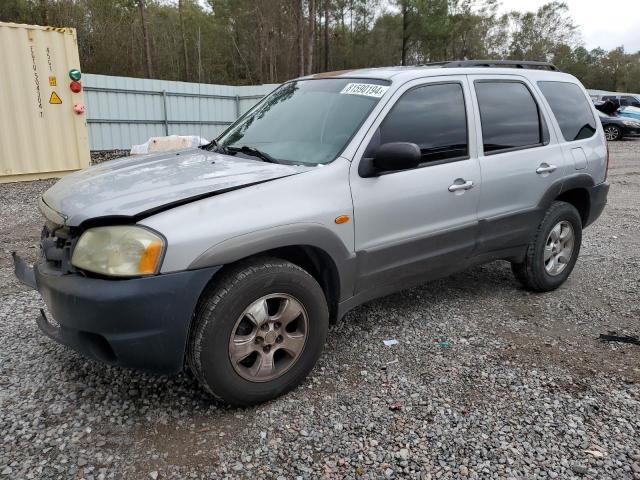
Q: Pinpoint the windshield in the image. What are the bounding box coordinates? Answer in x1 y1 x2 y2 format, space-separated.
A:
217 78 390 165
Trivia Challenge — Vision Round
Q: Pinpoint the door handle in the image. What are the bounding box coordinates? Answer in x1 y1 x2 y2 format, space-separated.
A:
536 164 557 174
448 180 474 192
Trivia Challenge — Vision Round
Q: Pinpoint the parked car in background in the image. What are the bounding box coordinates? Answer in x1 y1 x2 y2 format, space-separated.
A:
597 111 640 140
618 106 640 122
601 93 640 108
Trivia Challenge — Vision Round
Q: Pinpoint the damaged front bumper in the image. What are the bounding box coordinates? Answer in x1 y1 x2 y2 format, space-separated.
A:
13 252 219 374
13 252 37 289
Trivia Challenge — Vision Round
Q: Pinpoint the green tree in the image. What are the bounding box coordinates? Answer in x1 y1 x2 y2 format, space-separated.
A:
508 2 578 61
1 0 637 90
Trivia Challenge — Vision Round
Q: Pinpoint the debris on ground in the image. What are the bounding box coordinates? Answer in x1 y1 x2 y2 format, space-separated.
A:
383 339 398 346
599 332 640 346
381 359 398 371
584 449 606 458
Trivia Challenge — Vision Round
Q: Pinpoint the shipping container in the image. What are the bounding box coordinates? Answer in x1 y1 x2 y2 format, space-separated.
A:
0 22 90 183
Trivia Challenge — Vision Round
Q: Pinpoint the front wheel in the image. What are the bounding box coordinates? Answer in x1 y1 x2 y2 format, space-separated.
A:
188 257 329 406
604 125 622 141
511 201 582 292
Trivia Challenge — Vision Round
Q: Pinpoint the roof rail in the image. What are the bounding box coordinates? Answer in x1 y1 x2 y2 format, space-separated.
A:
442 60 560 71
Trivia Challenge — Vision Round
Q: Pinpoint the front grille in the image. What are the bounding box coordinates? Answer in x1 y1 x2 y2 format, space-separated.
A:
40 223 78 273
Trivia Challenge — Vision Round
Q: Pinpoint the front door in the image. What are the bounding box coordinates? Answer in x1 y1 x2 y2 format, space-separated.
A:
350 77 481 295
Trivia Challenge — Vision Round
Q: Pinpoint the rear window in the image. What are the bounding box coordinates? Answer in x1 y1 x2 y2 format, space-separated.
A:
537 81 597 141
475 81 546 154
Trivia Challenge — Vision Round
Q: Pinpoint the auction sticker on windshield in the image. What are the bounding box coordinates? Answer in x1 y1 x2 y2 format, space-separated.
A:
340 83 389 98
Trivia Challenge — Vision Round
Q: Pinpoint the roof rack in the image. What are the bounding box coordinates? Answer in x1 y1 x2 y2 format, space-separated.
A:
441 60 560 71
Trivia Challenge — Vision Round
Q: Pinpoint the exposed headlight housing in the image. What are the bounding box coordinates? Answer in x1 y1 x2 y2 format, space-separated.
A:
71 226 165 277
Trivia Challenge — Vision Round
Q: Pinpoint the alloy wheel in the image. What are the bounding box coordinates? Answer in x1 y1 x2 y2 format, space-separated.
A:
544 220 575 276
228 293 308 382
604 126 620 141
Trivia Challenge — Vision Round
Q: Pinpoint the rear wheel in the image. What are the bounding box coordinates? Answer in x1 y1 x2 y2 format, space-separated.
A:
604 125 622 141
188 257 329 406
511 201 582 292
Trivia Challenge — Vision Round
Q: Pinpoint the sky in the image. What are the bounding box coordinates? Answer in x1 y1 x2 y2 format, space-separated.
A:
499 0 640 52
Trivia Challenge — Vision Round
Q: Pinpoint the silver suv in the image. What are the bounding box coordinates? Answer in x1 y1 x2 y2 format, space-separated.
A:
14 60 609 405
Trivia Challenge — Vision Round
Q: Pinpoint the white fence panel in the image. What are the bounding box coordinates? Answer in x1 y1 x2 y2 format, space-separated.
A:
83 74 278 150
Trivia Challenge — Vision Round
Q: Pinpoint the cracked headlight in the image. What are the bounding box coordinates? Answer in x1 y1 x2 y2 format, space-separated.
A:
71 226 165 277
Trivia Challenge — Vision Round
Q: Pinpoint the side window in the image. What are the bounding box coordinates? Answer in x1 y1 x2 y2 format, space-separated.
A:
372 82 468 164
475 81 545 154
620 96 640 107
538 81 597 141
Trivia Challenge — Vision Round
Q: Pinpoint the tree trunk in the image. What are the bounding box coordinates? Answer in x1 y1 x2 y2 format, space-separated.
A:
401 1 410 66
257 20 264 84
323 0 329 71
138 0 153 78
296 0 305 77
306 0 315 74
178 0 189 81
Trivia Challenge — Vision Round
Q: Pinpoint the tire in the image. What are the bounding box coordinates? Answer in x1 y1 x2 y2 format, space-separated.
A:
604 125 622 141
511 201 582 292
188 257 329 406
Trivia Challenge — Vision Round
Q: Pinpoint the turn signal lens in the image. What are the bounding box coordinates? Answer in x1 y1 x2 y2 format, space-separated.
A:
334 215 350 224
138 240 163 275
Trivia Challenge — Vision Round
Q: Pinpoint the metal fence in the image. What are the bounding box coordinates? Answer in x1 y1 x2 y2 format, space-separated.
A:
83 74 278 150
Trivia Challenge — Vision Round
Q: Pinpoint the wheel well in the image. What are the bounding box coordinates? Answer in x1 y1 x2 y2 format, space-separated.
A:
208 245 341 322
556 188 590 226
264 245 341 322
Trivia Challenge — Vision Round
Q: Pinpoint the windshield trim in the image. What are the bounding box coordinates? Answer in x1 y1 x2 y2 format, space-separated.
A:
215 77 392 166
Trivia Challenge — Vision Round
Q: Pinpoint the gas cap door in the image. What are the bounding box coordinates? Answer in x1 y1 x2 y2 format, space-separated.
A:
570 147 588 170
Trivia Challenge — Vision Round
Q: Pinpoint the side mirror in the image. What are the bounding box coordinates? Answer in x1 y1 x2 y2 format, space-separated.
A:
359 142 422 177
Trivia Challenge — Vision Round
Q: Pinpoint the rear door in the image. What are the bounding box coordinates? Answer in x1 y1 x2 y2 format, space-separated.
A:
350 76 481 294
468 74 566 256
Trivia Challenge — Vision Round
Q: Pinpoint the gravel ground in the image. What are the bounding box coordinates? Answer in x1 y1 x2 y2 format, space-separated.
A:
1 140 639 480
90 150 130 165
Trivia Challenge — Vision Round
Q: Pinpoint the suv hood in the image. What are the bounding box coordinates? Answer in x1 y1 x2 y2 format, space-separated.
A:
42 148 312 226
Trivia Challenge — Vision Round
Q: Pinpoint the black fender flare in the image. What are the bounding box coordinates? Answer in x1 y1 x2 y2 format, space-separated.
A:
187 223 357 300
538 173 595 211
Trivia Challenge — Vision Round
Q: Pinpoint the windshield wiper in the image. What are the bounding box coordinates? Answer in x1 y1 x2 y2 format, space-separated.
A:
201 138 225 152
226 145 279 164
